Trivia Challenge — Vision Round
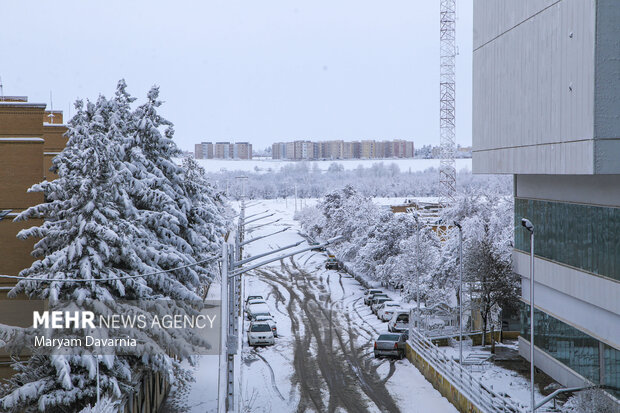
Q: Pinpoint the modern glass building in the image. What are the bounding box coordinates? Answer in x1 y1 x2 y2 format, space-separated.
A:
473 0 620 401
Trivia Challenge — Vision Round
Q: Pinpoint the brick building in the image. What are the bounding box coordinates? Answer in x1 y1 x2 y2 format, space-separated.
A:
0 96 67 378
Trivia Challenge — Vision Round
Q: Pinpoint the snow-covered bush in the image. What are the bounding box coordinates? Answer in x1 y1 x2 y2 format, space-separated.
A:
562 389 619 413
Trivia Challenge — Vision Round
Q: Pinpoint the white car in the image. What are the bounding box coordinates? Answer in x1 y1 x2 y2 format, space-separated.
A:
377 302 402 321
247 321 275 346
254 315 277 337
388 310 410 332
246 302 271 321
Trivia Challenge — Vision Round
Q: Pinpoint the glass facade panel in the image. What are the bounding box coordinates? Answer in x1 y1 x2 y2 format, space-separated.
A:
515 199 620 282
520 303 601 384
605 344 620 398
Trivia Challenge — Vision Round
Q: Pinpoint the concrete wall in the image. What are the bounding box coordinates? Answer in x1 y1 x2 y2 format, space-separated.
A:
516 251 620 348
404 343 485 413
473 0 620 175
516 174 620 207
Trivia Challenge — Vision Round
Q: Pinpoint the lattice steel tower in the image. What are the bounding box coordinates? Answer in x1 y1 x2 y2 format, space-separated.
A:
439 0 457 207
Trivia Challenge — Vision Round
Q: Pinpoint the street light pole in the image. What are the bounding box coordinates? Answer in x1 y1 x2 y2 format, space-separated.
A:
454 221 463 366
415 217 420 329
522 218 535 413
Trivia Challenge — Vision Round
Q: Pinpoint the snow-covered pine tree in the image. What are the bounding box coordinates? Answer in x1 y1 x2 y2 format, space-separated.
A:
0 89 214 412
122 85 226 299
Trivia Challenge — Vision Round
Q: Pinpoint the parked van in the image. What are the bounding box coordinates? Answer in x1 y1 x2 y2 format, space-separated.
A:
388 311 409 332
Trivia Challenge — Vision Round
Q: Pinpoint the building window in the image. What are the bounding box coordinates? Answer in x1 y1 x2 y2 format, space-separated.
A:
515 199 620 282
520 303 601 386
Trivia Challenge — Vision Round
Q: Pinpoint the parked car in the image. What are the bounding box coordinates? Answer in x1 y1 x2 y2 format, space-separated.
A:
246 302 271 321
364 289 383 301
373 333 407 359
364 291 386 306
254 315 277 337
325 255 339 270
371 297 392 314
368 294 389 309
309 242 325 252
245 295 263 306
377 302 402 321
246 298 267 307
388 311 410 332
247 321 275 346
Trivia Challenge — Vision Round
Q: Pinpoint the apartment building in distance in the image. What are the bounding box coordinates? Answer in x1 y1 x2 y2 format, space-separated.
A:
271 139 414 160
194 141 252 160
473 0 620 400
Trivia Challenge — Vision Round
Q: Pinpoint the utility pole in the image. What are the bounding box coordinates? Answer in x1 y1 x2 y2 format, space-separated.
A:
454 221 463 366
218 243 229 413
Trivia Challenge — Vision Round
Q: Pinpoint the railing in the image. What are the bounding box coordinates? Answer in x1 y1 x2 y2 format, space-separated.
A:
408 327 524 413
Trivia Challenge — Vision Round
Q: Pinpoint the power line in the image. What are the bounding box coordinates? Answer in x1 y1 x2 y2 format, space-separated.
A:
0 255 219 283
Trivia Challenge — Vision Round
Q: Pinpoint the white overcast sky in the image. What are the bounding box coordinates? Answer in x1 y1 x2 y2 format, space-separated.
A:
1 1 472 152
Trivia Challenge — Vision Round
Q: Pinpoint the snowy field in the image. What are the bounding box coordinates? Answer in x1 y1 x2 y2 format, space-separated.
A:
176 157 472 174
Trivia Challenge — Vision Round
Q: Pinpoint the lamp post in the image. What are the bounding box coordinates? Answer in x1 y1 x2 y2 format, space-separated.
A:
414 216 420 329
453 221 463 366
521 218 535 413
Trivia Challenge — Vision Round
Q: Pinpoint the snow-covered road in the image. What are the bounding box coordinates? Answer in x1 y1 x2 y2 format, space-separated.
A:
161 198 458 412
238 199 458 413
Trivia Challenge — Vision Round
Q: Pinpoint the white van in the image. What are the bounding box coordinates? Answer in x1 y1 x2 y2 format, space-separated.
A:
388 310 409 332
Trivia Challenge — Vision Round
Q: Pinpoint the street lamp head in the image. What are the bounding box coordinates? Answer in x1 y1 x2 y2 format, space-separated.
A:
521 218 534 233
0 210 12 221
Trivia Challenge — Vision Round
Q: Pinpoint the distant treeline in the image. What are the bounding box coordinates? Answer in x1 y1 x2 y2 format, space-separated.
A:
205 161 511 200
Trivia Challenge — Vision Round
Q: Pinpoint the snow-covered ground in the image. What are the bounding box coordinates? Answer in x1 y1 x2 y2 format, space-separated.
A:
175 157 472 174
164 198 459 412
163 196 550 412
238 198 458 412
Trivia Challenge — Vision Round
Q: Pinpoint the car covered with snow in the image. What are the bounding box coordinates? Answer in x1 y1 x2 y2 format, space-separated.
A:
373 333 407 359
254 315 277 337
246 302 272 321
363 290 385 305
245 295 264 306
247 321 275 346
377 302 402 321
246 298 267 307
371 297 392 314
367 294 389 309
388 311 410 332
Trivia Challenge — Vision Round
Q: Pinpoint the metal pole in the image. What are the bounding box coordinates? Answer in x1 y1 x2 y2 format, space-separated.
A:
294 184 298 213
416 219 420 328
521 218 535 413
218 243 228 413
458 226 463 365
96 355 100 406
530 230 535 413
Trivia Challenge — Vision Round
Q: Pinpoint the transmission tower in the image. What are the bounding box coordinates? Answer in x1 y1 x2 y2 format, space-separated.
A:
439 0 457 207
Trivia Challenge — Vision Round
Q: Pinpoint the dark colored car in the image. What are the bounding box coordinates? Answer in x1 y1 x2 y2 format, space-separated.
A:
325 256 339 270
374 333 408 359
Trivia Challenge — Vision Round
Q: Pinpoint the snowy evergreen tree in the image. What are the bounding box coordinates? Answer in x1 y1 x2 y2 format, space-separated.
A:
122 85 227 299
0 82 228 412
